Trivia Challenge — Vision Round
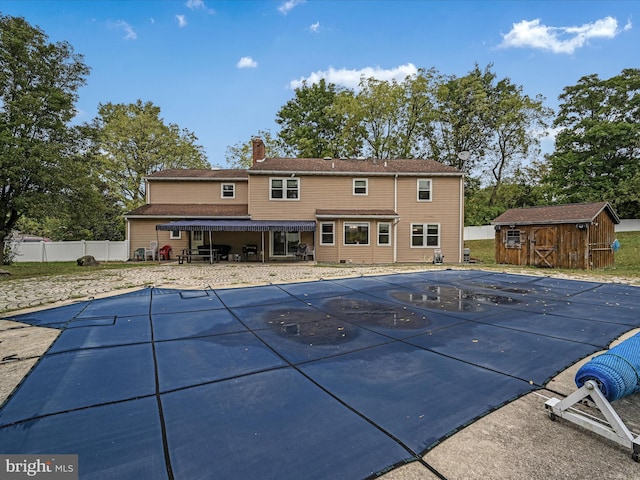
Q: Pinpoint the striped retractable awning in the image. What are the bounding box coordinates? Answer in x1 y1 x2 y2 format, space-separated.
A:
156 220 316 232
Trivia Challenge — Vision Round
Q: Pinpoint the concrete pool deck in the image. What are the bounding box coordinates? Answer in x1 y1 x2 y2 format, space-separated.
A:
1 263 639 479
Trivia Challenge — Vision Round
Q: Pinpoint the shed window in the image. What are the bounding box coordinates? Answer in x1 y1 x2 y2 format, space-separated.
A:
505 229 521 248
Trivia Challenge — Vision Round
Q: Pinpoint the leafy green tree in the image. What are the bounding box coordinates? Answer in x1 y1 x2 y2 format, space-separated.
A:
484 77 552 204
546 69 640 217
430 64 494 172
92 100 209 211
276 79 356 158
224 129 287 168
0 15 90 264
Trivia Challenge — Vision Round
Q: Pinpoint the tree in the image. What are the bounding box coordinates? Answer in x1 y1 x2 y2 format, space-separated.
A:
92 100 209 211
546 69 640 217
483 78 552 204
224 129 287 168
276 79 356 158
0 15 90 264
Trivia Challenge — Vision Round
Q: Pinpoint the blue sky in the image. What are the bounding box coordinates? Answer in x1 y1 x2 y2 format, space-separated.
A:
2 0 638 166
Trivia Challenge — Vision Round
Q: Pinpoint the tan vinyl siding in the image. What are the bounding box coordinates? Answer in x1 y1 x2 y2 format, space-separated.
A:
394 176 462 263
249 175 396 219
128 219 189 259
149 180 248 204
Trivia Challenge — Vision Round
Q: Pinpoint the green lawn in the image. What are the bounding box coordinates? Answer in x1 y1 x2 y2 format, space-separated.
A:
0 261 158 281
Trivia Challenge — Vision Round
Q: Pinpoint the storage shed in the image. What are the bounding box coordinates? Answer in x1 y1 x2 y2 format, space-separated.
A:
491 202 620 270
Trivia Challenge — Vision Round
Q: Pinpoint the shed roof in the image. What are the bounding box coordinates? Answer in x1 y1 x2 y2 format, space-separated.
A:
491 202 620 226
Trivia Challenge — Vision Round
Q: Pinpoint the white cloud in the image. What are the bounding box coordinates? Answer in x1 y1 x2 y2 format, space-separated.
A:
110 20 137 40
176 15 187 28
278 0 305 15
309 21 320 33
288 63 419 90
500 16 627 54
186 0 215 14
237 56 258 69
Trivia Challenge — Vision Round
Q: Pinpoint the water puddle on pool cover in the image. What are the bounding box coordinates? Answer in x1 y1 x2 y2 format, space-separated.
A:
263 301 431 344
391 285 521 312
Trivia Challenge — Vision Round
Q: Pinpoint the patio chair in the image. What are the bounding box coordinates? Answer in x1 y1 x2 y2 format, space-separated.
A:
304 246 315 261
145 241 158 261
159 245 172 260
294 243 308 261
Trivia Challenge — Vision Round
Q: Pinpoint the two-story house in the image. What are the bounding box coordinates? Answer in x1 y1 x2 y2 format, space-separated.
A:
124 138 465 264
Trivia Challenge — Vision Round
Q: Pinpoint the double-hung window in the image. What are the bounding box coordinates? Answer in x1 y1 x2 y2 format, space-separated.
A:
353 178 368 195
320 222 335 245
378 222 391 246
221 183 235 199
417 179 432 201
270 178 299 200
411 223 440 247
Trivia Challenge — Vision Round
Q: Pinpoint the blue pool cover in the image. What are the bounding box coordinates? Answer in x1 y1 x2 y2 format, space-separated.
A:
575 331 640 401
1 269 640 479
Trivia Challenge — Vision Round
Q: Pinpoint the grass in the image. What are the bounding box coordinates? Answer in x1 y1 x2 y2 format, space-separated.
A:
0 261 158 281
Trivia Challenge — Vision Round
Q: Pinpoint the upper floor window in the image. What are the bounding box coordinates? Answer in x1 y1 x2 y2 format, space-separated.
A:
221 183 235 199
270 178 299 200
411 223 440 247
353 178 368 195
417 179 432 201
320 222 335 246
344 222 370 245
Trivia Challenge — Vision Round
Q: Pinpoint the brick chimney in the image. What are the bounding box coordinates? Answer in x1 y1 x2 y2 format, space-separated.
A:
252 137 265 165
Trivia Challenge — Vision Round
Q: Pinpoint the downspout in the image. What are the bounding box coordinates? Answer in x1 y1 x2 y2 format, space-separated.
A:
394 174 398 263
459 175 464 263
126 219 131 260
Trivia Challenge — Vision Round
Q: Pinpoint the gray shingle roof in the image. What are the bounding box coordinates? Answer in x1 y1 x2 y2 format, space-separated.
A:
492 202 620 226
250 157 462 175
125 204 249 218
146 169 248 180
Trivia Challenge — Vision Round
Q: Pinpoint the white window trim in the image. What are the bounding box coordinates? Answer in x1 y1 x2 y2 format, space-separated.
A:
410 223 440 248
221 183 235 199
170 230 182 240
417 178 432 202
320 222 335 246
270 177 300 201
353 178 368 196
344 222 370 246
377 222 391 246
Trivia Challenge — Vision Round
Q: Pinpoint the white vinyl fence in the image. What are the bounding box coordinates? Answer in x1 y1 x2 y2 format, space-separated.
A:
7 240 130 262
465 219 640 241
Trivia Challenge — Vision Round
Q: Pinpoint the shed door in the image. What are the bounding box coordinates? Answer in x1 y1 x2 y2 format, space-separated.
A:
531 227 557 268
